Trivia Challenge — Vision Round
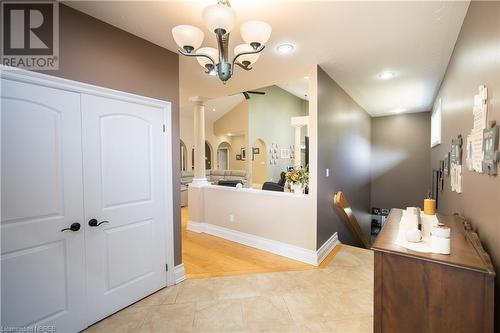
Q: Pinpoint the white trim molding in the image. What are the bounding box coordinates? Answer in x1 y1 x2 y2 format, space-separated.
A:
187 220 206 233
316 232 339 265
174 264 186 284
186 222 339 266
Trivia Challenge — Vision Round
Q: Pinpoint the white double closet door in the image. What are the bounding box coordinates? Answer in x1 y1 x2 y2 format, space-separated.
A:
1 73 173 332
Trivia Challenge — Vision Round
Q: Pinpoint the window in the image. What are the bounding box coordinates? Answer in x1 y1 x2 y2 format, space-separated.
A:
431 98 442 148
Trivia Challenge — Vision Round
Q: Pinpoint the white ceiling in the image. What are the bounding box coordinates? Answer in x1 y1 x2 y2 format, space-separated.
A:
180 93 244 121
65 0 469 116
277 76 309 101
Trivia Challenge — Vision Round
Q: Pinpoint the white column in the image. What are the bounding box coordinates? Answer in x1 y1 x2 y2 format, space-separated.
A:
294 126 302 167
187 97 209 227
190 96 209 186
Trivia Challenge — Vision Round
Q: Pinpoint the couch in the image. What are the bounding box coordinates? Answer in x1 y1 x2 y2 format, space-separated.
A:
180 170 248 206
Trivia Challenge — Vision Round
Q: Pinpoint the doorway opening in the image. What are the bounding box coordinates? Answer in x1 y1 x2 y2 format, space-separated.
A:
251 138 268 187
180 140 187 171
217 141 231 170
205 141 212 170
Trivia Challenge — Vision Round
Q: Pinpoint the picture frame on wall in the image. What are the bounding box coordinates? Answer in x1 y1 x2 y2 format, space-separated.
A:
252 147 259 154
280 148 291 159
236 154 242 160
241 147 246 160
444 152 450 175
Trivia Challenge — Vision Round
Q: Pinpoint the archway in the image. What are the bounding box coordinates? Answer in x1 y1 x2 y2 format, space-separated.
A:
251 139 268 186
217 142 231 170
205 141 213 170
180 140 187 171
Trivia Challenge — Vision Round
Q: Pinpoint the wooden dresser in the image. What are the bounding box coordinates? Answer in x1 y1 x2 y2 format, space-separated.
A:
372 209 495 333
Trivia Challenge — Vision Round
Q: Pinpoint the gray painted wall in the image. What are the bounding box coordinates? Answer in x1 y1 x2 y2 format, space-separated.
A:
429 1 500 319
39 5 182 265
371 112 431 210
249 85 307 182
317 67 372 249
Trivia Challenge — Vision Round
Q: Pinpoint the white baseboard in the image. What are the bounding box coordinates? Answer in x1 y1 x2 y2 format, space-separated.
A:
174 264 186 284
186 222 339 266
316 232 339 265
187 220 205 233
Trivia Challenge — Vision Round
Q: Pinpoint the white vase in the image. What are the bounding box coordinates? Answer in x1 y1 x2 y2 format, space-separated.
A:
291 183 304 194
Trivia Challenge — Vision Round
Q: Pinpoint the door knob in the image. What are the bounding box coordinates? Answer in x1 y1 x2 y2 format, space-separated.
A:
88 219 109 227
61 222 81 232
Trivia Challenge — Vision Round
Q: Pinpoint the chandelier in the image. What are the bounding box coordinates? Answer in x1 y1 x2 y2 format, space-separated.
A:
171 0 272 83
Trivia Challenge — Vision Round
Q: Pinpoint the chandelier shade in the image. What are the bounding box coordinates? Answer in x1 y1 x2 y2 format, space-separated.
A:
234 44 260 64
202 3 237 34
240 20 272 46
196 47 218 68
172 25 204 51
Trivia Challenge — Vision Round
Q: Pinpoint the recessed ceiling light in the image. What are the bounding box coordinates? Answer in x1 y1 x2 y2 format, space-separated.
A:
304 76 309 80
276 43 294 55
393 108 406 113
378 71 395 80
227 133 232 136
212 108 216 112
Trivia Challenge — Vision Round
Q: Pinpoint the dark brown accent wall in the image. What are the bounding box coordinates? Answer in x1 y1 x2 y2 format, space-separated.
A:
39 5 182 265
371 112 431 210
429 0 500 322
317 67 372 249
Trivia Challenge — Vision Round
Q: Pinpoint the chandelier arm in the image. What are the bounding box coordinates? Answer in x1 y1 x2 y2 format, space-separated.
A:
178 49 216 66
234 62 253 71
231 45 265 74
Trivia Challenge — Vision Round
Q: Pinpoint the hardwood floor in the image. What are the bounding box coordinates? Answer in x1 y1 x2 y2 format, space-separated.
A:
181 207 340 278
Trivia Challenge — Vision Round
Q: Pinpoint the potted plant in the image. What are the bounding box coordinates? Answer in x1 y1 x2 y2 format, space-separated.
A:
285 166 309 194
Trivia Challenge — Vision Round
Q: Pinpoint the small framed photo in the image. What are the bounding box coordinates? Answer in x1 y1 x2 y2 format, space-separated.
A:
241 147 246 160
252 147 260 154
236 154 242 160
443 153 450 175
280 148 291 159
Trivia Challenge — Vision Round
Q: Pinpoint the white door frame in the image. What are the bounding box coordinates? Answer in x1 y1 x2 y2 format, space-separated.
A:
0 66 176 287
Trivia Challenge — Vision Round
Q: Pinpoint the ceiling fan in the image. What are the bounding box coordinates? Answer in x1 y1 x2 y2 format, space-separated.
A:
241 90 265 100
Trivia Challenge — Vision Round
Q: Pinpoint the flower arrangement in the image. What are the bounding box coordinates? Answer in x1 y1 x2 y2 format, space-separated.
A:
285 166 309 187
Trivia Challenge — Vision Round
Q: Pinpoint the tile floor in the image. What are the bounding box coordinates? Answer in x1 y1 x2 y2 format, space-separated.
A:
84 245 374 333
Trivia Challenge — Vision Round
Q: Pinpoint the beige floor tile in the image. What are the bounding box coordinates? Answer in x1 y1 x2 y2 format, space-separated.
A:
241 295 293 326
324 289 373 319
132 285 180 308
340 246 374 264
212 275 262 300
84 244 375 333
140 302 196 333
322 316 373 333
283 291 336 323
176 279 217 304
250 271 300 295
287 270 333 294
193 299 244 332
328 250 367 268
84 306 149 333
243 321 326 332
322 266 373 293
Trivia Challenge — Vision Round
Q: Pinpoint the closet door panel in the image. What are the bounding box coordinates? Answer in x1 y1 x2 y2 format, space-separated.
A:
1 79 86 333
81 94 168 324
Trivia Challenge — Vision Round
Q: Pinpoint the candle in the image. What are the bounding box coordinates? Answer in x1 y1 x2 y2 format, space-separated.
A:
424 198 436 215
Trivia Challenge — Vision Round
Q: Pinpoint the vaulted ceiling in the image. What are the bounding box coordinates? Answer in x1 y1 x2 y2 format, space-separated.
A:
66 0 469 116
